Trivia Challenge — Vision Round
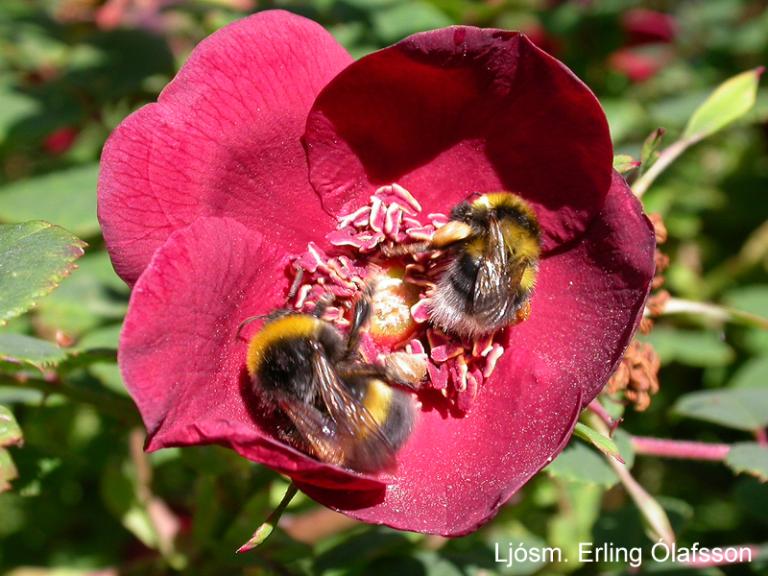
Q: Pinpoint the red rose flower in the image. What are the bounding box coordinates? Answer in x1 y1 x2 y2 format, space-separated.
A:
609 9 677 83
98 10 655 536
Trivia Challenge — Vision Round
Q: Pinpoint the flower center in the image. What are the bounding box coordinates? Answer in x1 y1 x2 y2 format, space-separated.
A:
368 270 419 345
288 184 510 413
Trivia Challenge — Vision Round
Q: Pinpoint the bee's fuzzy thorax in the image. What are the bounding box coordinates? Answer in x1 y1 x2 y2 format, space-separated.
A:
245 314 320 377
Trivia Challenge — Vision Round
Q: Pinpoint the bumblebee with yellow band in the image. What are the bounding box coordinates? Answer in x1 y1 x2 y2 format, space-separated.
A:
428 192 541 338
245 290 422 473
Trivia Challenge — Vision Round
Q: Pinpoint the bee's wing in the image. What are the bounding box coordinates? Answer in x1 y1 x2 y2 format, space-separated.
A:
275 393 347 465
310 344 398 471
473 219 525 319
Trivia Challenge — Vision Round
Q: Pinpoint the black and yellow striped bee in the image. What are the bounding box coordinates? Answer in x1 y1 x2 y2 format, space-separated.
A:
245 292 421 473
409 192 541 338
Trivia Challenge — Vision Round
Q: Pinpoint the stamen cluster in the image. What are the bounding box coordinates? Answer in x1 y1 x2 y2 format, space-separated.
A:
289 184 509 412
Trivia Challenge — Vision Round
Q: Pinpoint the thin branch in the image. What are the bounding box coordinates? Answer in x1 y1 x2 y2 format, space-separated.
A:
237 483 299 553
648 296 768 329
633 138 692 197
631 436 731 461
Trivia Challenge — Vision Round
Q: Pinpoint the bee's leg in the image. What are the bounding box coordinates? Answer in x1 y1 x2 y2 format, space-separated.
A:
514 300 532 324
337 352 427 391
345 283 375 356
381 352 427 389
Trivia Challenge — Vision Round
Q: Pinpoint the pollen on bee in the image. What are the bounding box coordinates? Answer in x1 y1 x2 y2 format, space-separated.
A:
284 183 518 413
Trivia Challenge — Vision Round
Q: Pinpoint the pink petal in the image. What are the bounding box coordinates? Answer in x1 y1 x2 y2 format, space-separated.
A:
305 27 612 253
120 217 384 492
297 172 655 535
98 10 352 284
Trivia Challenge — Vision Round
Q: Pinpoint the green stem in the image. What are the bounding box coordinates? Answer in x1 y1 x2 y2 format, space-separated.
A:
650 296 768 329
633 138 693 197
237 482 299 553
588 415 676 546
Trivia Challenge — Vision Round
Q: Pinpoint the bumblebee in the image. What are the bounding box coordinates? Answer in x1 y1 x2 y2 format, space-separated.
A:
423 192 540 338
245 294 421 473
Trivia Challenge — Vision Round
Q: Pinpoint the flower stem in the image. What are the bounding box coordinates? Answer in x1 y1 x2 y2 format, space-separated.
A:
631 436 731 461
633 138 692 197
586 400 621 434
237 482 299 553
589 417 675 545
648 296 768 329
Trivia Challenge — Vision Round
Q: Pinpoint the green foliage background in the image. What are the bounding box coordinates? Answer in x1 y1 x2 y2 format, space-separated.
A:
1 1 767 574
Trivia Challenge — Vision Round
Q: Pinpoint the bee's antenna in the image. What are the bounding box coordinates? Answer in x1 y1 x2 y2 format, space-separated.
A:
236 315 267 339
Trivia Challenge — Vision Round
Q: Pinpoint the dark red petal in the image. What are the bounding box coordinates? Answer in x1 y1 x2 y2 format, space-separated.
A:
298 172 655 535
120 217 384 492
98 10 352 285
305 27 612 253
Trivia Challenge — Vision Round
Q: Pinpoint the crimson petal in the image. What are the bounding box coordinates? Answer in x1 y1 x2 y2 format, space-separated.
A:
305 27 613 253
297 172 655 535
120 217 385 492
98 10 352 285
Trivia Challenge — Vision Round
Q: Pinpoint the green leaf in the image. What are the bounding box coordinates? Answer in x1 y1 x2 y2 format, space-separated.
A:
548 483 602 571
0 165 100 238
724 285 768 317
674 388 768 431
640 327 734 367
612 154 640 175
0 82 40 144
372 1 452 42
0 447 18 492
640 127 666 170
0 333 66 369
0 405 22 447
35 251 129 337
682 67 763 141
0 221 85 324
729 355 768 388
724 286 768 354
546 442 619 488
573 422 623 463
602 98 645 143
725 442 768 481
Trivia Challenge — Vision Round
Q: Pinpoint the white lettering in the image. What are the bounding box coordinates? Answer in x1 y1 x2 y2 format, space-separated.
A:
652 540 671 562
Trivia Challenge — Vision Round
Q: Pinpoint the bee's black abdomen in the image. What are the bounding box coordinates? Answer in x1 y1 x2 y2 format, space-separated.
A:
380 391 415 449
449 252 478 300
